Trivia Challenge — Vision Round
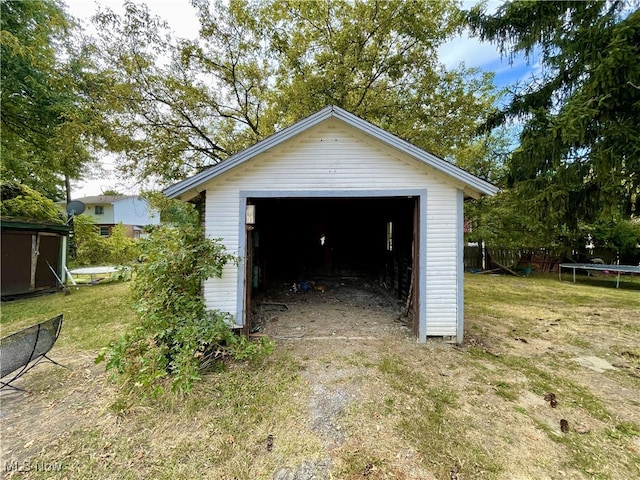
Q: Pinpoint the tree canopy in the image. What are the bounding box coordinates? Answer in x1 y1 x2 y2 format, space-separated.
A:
0 181 66 224
468 1 640 232
88 0 498 183
0 0 98 200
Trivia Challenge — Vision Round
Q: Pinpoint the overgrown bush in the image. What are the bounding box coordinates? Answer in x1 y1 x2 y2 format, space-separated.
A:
72 215 137 266
97 195 272 397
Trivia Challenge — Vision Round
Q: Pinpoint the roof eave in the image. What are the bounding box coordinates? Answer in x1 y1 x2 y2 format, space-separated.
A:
330 107 498 197
164 106 337 199
163 105 498 199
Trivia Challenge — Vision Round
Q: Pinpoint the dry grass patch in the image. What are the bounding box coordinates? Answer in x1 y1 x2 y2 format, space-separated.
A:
2 275 640 479
3 348 324 480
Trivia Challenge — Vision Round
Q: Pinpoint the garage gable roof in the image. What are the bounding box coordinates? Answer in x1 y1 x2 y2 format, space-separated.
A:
164 105 498 199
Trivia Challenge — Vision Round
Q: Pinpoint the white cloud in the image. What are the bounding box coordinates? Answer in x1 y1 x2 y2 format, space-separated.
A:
438 29 503 71
64 0 200 38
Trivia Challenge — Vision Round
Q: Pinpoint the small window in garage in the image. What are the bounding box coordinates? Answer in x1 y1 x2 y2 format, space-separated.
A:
386 221 393 252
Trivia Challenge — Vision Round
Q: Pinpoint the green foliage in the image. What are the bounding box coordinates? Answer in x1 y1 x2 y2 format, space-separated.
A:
587 218 640 255
97 197 272 396
87 0 499 183
71 214 104 264
467 193 640 257
88 1 235 181
105 223 136 263
1 0 97 199
468 1 640 229
143 191 200 226
0 181 66 224
466 192 549 248
72 215 137 266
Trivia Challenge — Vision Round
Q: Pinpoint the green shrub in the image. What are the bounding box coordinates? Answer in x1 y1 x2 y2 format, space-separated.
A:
591 218 640 256
72 216 137 266
72 214 105 265
97 197 272 397
104 223 136 263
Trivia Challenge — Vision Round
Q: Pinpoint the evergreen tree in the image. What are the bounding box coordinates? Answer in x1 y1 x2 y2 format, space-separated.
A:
468 1 640 230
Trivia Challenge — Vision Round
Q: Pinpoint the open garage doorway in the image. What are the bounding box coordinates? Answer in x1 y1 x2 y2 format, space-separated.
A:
242 195 421 339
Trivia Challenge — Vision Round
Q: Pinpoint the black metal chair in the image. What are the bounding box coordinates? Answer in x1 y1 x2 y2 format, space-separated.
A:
1 314 67 391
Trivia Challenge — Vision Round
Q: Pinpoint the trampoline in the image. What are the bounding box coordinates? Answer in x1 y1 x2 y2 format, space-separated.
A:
559 263 640 288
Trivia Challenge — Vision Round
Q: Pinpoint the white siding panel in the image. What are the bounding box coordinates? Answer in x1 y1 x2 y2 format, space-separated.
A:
425 184 459 337
84 203 115 224
203 120 462 336
202 186 241 316
113 197 160 226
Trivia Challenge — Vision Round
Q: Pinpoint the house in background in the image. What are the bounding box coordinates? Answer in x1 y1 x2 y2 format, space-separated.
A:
60 195 160 238
165 106 497 343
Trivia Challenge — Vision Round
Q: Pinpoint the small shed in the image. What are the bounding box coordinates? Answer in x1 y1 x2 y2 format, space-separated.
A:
1 220 70 299
165 106 497 342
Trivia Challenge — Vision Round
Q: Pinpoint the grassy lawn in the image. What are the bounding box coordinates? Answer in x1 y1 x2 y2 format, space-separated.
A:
1 274 639 479
1 282 135 351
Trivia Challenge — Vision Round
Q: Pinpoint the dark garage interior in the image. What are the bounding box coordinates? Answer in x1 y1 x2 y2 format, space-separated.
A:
246 196 418 303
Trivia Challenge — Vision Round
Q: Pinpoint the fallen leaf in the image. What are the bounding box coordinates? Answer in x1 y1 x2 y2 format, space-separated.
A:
544 392 558 408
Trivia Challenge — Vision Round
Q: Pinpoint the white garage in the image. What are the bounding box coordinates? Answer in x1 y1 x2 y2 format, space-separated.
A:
164 106 497 342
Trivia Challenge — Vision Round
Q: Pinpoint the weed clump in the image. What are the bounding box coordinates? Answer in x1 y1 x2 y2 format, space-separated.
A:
97 195 272 398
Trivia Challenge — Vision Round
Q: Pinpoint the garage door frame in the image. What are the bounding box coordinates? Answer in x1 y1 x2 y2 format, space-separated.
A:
236 188 428 339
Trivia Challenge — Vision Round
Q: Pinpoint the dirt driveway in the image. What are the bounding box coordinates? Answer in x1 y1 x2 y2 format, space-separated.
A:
2 275 639 479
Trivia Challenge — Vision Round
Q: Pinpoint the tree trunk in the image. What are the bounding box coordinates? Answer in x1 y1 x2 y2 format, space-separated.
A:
64 175 72 203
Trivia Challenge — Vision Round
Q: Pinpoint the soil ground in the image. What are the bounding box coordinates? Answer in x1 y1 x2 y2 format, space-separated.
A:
253 278 412 340
1 275 639 479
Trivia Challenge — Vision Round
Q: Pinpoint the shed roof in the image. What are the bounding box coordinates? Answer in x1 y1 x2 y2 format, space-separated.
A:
1 219 70 234
164 105 498 200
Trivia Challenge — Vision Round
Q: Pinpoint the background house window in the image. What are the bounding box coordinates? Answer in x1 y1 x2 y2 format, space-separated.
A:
95 206 104 215
99 226 110 237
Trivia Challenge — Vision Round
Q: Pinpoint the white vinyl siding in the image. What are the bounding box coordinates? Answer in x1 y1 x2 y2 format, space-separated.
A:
81 198 160 229
202 119 463 338
85 204 115 223
424 187 459 337
113 197 160 226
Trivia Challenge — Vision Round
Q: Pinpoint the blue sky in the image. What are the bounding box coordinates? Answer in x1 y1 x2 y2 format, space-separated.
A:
65 0 533 197
438 31 535 91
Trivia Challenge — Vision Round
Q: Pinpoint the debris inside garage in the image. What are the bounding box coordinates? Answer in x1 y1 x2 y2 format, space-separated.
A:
252 277 413 340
